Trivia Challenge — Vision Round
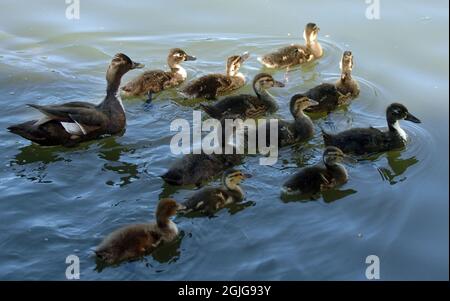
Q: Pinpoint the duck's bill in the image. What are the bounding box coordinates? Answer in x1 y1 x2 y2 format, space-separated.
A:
176 203 187 211
131 62 145 69
405 112 421 123
273 80 285 88
243 173 253 179
185 55 197 61
240 52 250 62
308 99 319 106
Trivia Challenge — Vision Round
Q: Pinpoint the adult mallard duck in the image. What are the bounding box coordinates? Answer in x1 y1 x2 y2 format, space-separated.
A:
121 48 196 102
95 198 185 265
7 53 144 146
258 23 323 69
181 52 250 100
200 73 285 120
323 103 421 155
305 51 360 113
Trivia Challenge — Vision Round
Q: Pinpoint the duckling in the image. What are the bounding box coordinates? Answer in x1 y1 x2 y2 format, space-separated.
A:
200 73 285 120
181 169 250 216
7 53 144 147
258 23 323 69
282 146 349 196
305 51 360 113
257 94 319 148
323 103 421 155
121 48 196 102
95 198 185 265
181 52 250 100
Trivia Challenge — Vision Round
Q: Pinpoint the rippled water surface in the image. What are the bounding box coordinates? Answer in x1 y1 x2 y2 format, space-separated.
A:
0 0 448 280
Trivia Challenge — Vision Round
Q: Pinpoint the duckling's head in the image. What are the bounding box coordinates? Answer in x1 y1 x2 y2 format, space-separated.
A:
107 53 144 80
323 146 346 166
253 73 285 90
156 198 186 221
223 169 251 189
289 94 319 116
303 22 320 43
340 51 354 79
167 48 196 68
226 52 250 76
387 103 421 124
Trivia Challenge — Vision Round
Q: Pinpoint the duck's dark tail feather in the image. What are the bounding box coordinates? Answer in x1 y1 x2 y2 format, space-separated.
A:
161 170 183 186
199 104 222 119
7 121 45 142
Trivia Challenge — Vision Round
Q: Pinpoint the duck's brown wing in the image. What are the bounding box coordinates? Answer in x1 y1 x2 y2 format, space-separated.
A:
28 103 107 135
183 74 232 99
201 94 259 119
284 165 331 194
304 83 341 113
324 127 388 155
122 70 173 95
261 44 312 68
184 187 229 214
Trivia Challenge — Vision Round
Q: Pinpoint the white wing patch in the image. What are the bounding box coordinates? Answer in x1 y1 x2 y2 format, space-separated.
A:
60 122 85 136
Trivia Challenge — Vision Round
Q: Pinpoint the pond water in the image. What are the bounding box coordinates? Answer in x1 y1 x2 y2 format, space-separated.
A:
0 0 448 280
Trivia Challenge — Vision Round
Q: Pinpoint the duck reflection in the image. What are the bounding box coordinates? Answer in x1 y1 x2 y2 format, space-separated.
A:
94 232 184 272
376 150 419 185
281 188 357 203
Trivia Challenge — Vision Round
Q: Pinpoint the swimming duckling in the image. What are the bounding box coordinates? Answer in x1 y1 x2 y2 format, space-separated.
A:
121 48 196 102
305 51 360 113
282 146 349 196
258 23 323 69
323 103 421 155
95 198 185 265
257 94 319 148
181 169 250 216
200 73 285 120
181 52 250 100
7 53 144 146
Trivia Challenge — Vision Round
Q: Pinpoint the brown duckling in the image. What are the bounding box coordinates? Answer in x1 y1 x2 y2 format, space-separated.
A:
305 51 360 113
200 73 285 120
95 198 185 265
282 146 350 196
323 103 421 155
7 53 144 147
258 23 323 69
121 48 196 102
181 52 250 100
258 94 319 148
181 169 250 216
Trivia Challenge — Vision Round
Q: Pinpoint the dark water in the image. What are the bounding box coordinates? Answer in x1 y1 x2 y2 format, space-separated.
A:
0 0 448 280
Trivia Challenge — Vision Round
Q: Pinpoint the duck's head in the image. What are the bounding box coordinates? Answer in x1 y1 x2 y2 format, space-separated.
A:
323 146 348 166
156 198 186 221
253 73 285 90
303 22 320 43
107 53 144 81
167 48 196 68
223 169 251 189
340 51 354 79
387 103 421 124
226 52 250 76
289 94 319 116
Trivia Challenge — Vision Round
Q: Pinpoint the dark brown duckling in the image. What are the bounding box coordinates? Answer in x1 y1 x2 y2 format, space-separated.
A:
181 52 250 100
95 198 185 265
7 53 144 147
121 48 196 102
305 51 360 113
258 94 319 148
323 103 421 155
181 169 250 216
258 23 323 69
200 73 285 120
282 146 349 196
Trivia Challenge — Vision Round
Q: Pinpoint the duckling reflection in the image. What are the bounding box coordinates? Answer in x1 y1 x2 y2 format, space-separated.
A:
377 150 419 185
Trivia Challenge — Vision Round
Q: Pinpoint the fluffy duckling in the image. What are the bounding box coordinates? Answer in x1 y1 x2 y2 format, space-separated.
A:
181 52 250 100
305 51 360 113
121 48 196 102
200 73 285 120
258 23 323 69
282 146 349 195
181 169 250 216
95 198 185 265
323 103 421 155
8 53 144 146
